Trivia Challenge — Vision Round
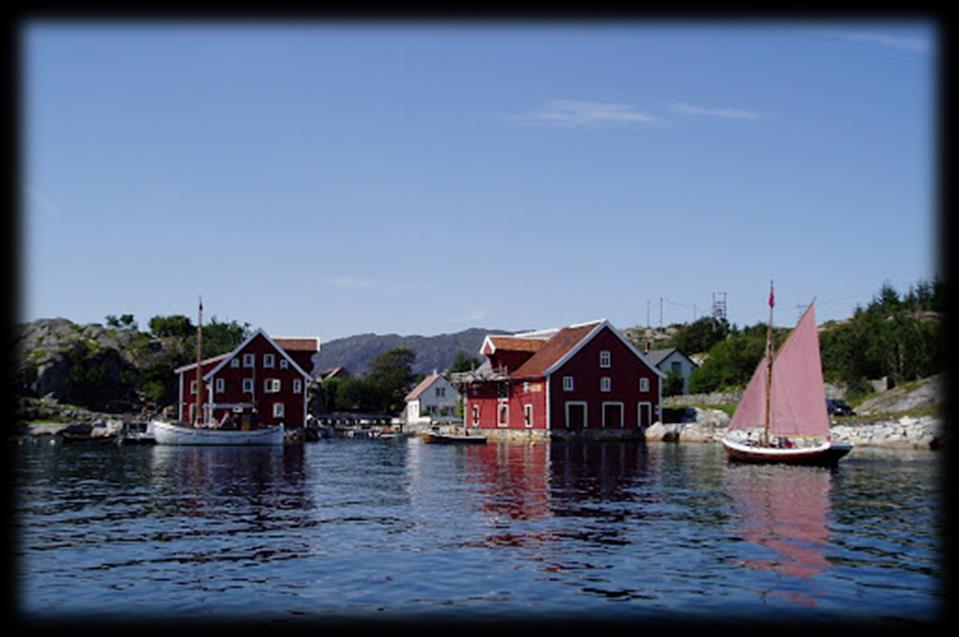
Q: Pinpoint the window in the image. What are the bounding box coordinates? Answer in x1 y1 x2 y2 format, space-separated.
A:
215 378 224 393
243 354 255 368
436 386 446 398
231 358 240 368
273 403 285 418
600 350 611 368
640 378 650 392
293 379 302 394
471 404 479 426
242 378 253 393
563 376 574 391
523 404 533 428
497 403 509 427
601 377 611 392
523 382 530 393
671 361 682 375
265 379 281 394
190 380 198 395
280 359 289 369
264 354 275 368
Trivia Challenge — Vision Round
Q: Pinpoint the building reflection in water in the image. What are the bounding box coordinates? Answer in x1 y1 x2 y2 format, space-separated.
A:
726 463 833 607
149 444 312 523
460 441 652 549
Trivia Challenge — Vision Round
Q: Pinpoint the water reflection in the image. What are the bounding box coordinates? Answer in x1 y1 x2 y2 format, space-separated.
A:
148 444 313 523
726 463 833 607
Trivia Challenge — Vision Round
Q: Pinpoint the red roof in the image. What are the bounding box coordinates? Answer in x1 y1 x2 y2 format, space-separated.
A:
274 337 319 352
488 336 546 353
510 321 603 379
405 372 442 401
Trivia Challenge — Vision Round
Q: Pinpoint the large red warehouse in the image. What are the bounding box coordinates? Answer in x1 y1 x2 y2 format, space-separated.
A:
456 319 663 438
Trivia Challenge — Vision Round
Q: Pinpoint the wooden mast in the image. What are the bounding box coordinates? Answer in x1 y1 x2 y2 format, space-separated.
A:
763 280 774 446
195 296 203 427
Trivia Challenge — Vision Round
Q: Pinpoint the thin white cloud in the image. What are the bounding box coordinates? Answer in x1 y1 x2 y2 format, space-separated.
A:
451 308 490 324
325 276 375 290
817 29 931 54
513 100 660 127
670 103 764 121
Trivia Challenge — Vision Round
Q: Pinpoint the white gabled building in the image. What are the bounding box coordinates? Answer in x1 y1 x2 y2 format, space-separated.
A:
645 348 699 395
404 372 461 425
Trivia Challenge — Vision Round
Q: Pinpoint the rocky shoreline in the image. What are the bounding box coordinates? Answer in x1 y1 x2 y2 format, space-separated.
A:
644 407 943 450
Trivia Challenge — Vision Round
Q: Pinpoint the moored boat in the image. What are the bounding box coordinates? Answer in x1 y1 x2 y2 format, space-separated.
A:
152 419 284 446
422 431 487 444
721 283 852 466
117 420 156 445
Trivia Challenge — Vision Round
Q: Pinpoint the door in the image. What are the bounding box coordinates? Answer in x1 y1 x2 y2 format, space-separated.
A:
637 402 652 430
565 402 587 430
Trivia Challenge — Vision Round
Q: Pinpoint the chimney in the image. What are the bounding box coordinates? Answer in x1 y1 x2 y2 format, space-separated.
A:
644 339 651 354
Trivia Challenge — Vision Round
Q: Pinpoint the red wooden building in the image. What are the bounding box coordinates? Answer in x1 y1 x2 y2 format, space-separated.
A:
174 330 318 429
459 320 663 436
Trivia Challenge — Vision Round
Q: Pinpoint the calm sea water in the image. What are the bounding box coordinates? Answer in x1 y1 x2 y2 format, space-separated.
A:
13 438 944 625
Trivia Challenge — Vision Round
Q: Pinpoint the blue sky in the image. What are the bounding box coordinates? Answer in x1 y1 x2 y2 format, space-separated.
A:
23 21 936 342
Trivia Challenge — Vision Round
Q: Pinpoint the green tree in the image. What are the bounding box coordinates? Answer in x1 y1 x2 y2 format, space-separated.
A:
449 351 479 373
663 370 685 397
666 316 731 354
365 347 416 414
148 314 195 339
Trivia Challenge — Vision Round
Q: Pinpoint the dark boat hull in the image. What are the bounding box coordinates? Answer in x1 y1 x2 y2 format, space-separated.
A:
422 433 487 444
722 438 852 466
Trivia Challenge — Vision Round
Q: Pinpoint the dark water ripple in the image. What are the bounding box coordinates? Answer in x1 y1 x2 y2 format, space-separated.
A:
13 438 943 623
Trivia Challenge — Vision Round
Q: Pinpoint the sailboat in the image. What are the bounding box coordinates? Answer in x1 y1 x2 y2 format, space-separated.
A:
721 283 852 466
151 298 284 446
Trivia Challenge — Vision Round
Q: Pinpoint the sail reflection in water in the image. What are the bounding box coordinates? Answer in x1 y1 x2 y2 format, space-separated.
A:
726 463 833 607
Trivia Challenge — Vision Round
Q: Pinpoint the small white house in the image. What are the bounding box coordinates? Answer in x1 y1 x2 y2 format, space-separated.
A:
404 372 461 425
646 348 698 395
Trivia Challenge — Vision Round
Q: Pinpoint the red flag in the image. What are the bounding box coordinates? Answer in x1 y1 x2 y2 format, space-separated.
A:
769 282 775 308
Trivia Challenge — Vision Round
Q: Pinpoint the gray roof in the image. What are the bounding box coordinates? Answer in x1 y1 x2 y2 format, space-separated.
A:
645 348 697 368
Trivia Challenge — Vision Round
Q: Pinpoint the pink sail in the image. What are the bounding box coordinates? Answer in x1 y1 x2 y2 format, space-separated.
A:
729 302 830 437
728 351 770 432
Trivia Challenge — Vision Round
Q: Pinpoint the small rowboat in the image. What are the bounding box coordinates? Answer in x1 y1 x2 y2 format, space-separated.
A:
422 432 486 444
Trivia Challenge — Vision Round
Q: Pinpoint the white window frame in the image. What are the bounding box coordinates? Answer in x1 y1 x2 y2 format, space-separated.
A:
471 404 480 427
523 404 534 428
231 358 240 368
264 378 281 394
600 350 611 368
497 402 509 428
243 353 255 368
436 386 446 398
563 376 574 392
215 378 225 393
242 378 253 393
273 402 285 418
190 380 197 395
640 377 650 392
602 401 624 428
280 359 289 369
600 376 612 392
293 379 302 394
264 353 275 368
564 401 588 429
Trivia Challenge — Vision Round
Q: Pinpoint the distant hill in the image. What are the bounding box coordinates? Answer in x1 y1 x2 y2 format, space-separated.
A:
315 327 514 377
